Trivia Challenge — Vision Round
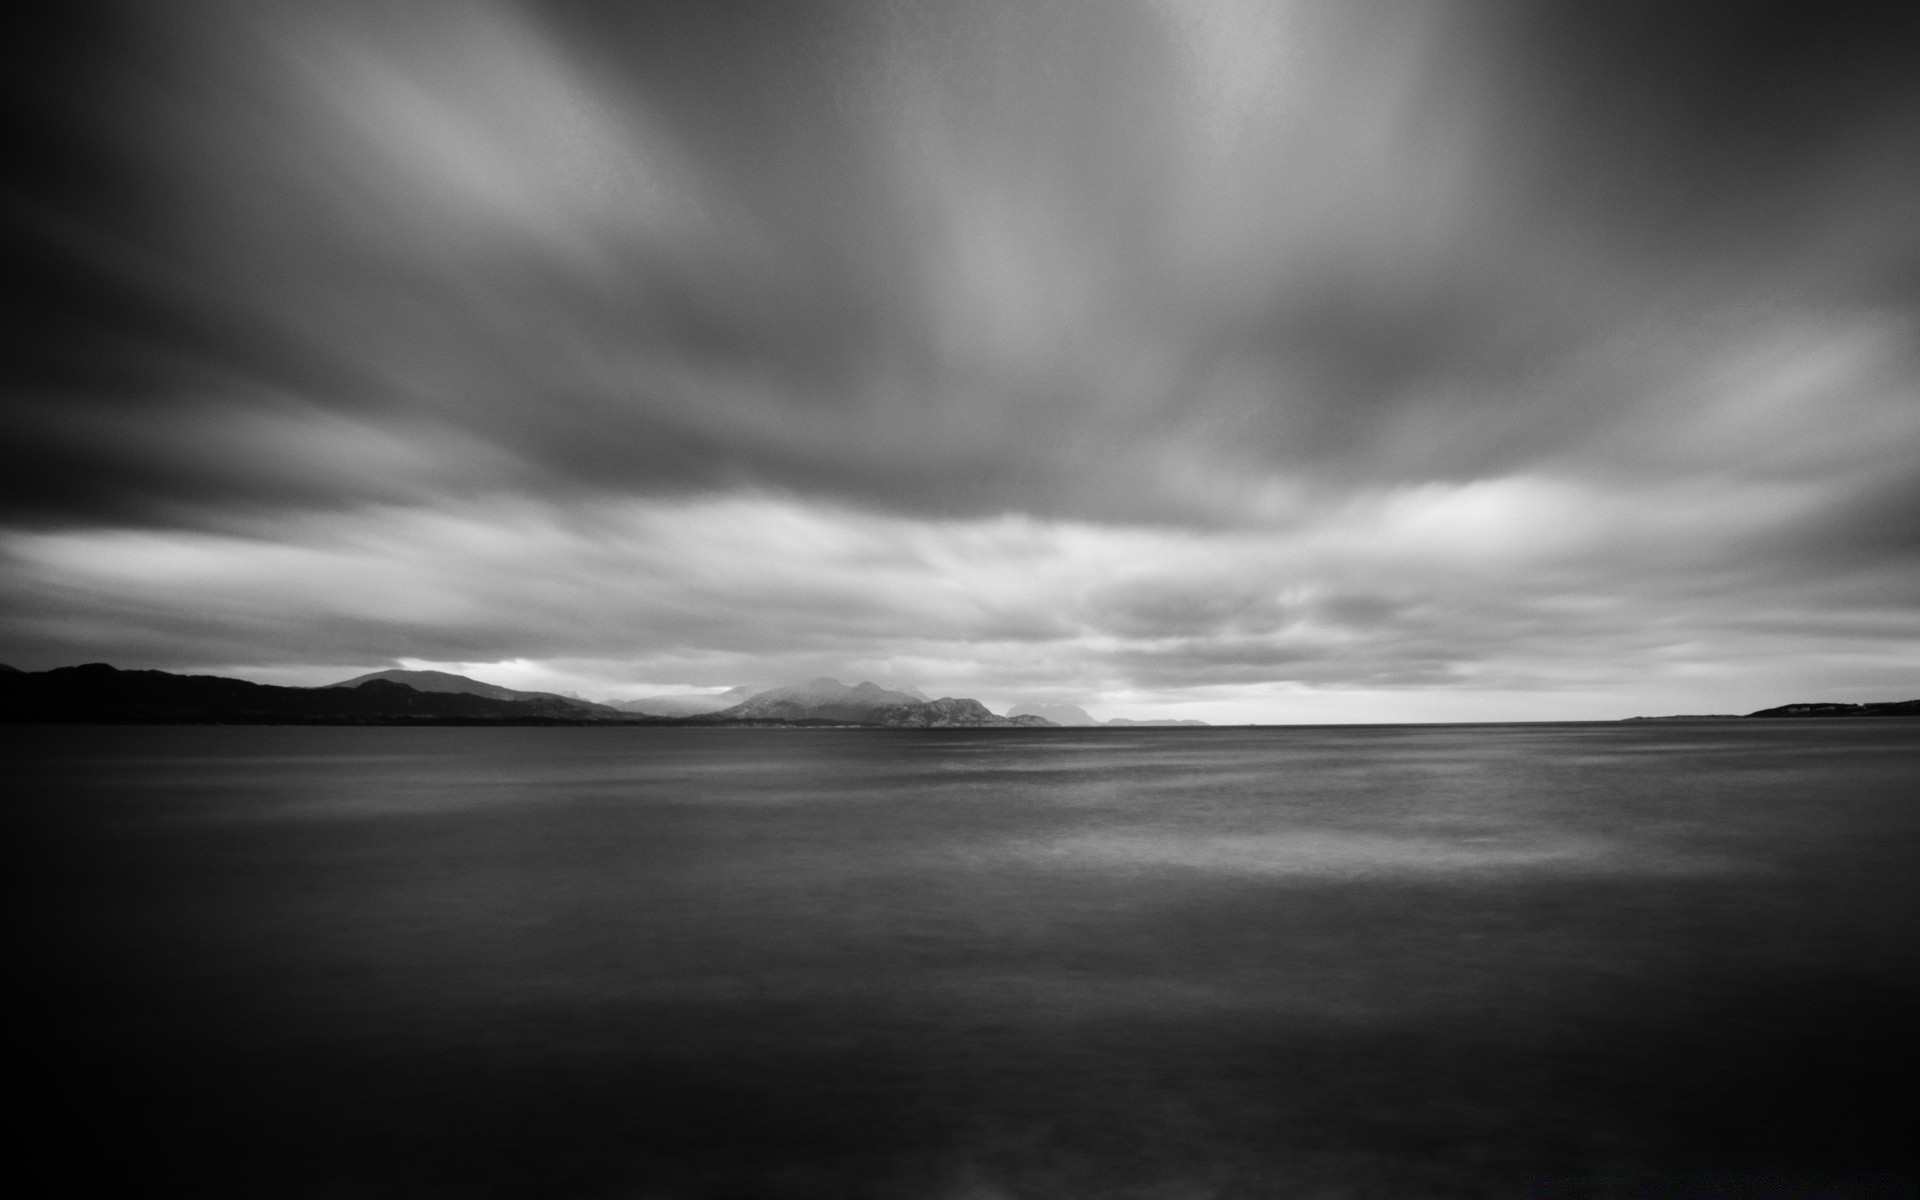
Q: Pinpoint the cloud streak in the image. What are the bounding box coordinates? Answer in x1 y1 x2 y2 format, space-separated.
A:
4 0 1919 717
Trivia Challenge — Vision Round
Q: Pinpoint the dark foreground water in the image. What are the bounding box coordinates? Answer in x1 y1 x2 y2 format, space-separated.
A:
13 722 1920 1198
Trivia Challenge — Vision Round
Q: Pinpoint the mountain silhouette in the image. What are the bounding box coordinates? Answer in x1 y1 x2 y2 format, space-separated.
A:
325 668 617 713
607 686 758 716
720 679 1054 726
4 664 623 723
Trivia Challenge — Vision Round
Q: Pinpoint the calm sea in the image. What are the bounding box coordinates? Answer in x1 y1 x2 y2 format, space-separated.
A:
13 722 1920 1197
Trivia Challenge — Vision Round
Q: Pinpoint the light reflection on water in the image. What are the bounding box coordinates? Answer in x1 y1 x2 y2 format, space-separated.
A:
15 721 1920 1197
1018 827 1634 877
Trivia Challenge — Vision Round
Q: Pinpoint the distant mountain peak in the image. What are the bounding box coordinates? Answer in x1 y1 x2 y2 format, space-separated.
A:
869 697 1057 728
607 685 756 717
1007 702 1208 727
330 668 493 690
750 678 923 704
322 669 614 713
716 680 1053 726
1009 703 1099 726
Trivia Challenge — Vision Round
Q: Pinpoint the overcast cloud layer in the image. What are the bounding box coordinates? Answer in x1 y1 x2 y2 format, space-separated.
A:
5 0 1919 720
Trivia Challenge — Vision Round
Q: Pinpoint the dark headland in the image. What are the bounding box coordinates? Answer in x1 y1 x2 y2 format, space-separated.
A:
1625 699 1920 721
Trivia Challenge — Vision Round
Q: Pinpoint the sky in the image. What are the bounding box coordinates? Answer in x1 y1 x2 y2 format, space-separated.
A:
4 0 1919 722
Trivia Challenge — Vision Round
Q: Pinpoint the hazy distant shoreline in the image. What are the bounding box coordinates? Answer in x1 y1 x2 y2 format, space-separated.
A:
1624 699 1920 721
4 662 1914 726
0 663 1113 728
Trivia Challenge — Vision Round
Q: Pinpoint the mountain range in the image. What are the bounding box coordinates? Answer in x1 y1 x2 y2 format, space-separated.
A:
0 663 614 724
327 668 625 714
0 665 1055 727
608 679 937 717
12 662 1908 725
720 678 928 722
712 678 1052 726
605 686 758 716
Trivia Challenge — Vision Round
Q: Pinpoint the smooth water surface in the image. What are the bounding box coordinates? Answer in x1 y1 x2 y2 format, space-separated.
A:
14 722 1920 1197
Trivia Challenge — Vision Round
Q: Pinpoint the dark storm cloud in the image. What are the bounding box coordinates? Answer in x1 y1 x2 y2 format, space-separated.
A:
6 0 1915 523
4 1 1919 715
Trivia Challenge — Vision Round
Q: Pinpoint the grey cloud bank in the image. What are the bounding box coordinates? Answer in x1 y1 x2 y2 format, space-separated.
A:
4 1 1919 720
